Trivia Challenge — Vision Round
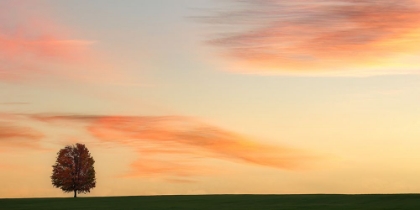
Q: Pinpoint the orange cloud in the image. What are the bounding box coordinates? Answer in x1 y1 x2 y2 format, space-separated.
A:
200 0 420 75
34 115 320 180
125 158 213 180
0 163 16 170
0 122 44 151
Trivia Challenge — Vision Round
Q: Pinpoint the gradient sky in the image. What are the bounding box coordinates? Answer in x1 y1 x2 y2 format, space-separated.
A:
1 0 420 198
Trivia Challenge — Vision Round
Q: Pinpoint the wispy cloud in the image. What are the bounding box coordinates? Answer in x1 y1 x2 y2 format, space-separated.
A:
0 122 44 151
0 163 17 170
0 33 93 63
199 0 420 75
0 0 128 84
34 115 321 181
125 158 214 180
0 1 94 82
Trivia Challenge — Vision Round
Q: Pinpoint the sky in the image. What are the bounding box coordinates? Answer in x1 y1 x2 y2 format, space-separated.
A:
1 0 420 198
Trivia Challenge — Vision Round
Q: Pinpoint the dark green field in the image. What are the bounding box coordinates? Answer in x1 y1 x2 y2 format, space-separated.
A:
1 194 420 210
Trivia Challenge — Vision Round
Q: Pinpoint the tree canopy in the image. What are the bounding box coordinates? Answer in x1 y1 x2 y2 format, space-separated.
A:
51 143 96 198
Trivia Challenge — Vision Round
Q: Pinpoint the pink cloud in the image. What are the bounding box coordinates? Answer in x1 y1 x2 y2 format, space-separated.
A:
0 1 93 81
0 33 92 62
0 0 128 84
200 0 420 75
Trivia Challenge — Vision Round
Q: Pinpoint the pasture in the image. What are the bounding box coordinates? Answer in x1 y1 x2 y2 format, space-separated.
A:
1 194 420 210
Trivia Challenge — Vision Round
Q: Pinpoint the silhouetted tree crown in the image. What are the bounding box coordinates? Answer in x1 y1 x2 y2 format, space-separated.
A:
51 143 96 198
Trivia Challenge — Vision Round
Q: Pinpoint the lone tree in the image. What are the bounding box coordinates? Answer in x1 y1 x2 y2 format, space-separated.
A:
51 143 96 198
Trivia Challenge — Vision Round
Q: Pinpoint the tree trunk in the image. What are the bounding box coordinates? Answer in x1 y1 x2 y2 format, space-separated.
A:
74 190 77 198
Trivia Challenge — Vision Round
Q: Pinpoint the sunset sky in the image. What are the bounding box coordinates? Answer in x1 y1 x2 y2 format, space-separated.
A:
1 0 420 198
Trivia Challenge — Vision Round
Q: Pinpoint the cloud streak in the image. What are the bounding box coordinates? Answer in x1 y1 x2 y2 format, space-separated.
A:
34 115 320 180
0 1 95 82
0 0 130 85
200 0 420 75
0 122 44 151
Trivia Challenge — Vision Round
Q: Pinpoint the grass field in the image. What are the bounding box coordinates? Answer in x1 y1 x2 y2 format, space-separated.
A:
1 194 420 210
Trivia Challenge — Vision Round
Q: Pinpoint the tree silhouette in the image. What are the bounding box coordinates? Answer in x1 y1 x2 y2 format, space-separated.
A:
51 143 96 198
